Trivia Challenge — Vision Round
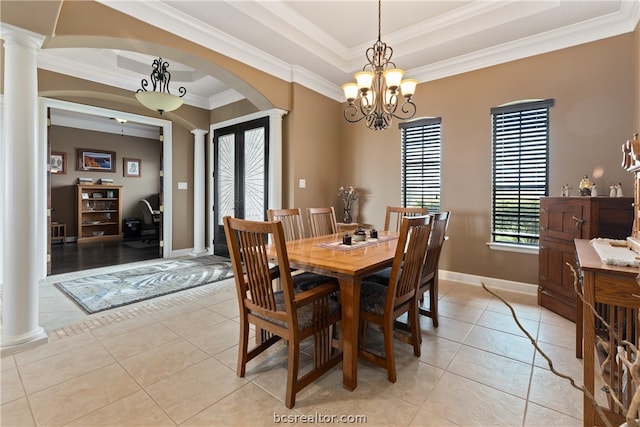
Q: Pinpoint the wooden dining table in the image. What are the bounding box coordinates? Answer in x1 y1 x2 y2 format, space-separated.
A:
272 231 399 391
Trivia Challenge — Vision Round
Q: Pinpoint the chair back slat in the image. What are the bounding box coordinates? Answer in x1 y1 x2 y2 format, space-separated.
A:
267 208 305 241
384 206 429 232
307 207 338 237
387 215 431 309
224 216 295 317
421 211 450 285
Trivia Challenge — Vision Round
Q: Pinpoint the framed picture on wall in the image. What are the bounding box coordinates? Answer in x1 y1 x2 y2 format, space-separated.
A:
77 148 116 172
50 151 66 174
123 158 141 177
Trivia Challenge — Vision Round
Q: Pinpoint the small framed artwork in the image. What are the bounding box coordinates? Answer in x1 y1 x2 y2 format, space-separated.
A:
81 193 89 200
50 151 66 174
77 148 116 172
123 158 141 178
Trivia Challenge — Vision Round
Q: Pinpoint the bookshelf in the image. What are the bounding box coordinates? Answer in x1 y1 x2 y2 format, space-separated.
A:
76 184 123 243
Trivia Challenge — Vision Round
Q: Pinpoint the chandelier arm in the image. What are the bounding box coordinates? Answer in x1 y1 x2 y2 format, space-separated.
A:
390 100 417 120
343 104 367 123
137 79 150 93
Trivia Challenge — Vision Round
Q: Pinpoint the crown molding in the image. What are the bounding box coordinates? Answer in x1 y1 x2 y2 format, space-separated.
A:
62 1 640 107
411 0 640 84
97 0 293 83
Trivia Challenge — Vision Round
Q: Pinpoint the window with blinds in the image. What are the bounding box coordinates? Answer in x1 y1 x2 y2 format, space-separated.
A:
491 99 553 245
400 118 442 212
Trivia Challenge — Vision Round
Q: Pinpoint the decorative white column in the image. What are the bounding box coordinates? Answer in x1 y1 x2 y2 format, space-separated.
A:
265 109 286 210
191 129 208 256
1 26 48 354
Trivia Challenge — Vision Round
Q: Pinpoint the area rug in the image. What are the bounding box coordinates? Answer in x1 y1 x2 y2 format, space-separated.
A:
54 256 234 314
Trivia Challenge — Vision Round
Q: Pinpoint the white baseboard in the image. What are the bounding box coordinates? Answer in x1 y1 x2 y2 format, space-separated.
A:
439 270 538 296
170 248 195 257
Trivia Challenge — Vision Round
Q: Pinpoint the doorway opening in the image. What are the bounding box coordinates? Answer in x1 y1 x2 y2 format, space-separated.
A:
43 98 173 275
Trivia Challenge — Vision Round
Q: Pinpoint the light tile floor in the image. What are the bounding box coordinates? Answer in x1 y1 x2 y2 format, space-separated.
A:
2 267 587 427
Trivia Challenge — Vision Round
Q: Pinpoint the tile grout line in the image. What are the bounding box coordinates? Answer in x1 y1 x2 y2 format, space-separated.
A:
47 278 235 342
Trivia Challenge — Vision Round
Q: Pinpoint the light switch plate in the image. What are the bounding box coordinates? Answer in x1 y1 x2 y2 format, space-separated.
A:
178 182 188 190
299 179 306 188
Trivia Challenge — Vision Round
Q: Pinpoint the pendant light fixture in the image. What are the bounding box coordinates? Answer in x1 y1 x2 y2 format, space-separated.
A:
342 0 417 130
135 57 187 114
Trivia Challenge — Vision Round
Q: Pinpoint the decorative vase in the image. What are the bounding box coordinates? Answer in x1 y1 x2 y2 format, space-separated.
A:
343 209 352 224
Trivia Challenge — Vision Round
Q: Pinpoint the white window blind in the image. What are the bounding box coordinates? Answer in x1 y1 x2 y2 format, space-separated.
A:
400 118 442 212
491 99 553 245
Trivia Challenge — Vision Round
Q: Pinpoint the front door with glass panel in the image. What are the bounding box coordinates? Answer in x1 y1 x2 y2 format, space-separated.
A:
213 117 269 256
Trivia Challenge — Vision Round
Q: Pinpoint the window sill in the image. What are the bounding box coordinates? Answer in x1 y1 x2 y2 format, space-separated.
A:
487 242 539 255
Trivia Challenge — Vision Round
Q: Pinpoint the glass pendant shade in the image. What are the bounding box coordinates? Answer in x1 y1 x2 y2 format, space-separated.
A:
363 91 375 109
135 91 184 114
384 89 394 106
383 68 404 90
342 83 359 102
355 71 374 91
400 79 418 98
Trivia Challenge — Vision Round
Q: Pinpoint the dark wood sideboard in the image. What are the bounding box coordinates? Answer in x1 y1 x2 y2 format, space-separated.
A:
538 197 633 322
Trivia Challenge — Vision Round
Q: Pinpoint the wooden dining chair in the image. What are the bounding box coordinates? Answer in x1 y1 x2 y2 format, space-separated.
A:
358 215 431 383
223 216 342 408
383 206 429 232
416 211 450 328
267 207 338 292
366 211 450 329
267 208 305 241
307 206 338 237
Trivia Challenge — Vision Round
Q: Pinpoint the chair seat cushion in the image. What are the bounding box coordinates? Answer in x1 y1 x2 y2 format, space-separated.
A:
292 272 338 292
360 281 389 317
254 290 341 330
364 267 391 286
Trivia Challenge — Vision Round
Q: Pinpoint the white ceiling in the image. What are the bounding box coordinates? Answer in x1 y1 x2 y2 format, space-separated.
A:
41 0 639 132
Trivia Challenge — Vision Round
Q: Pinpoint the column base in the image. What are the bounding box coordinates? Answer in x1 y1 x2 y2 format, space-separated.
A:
190 248 209 257
1 328 48 357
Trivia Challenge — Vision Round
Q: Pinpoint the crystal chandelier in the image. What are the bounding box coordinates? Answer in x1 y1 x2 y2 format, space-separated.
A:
135 57 187 114
342 0 417 131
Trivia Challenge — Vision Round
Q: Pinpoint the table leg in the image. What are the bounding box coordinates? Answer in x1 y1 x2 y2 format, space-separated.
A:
583 271 595 427
338 276 361 391
576 290 583 359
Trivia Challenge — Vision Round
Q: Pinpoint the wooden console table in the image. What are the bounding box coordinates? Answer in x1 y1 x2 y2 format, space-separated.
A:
575 239 639 427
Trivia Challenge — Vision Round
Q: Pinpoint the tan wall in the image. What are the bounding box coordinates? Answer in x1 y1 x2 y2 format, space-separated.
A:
286 84 344 234
343 33 638 285
49 126 161 239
